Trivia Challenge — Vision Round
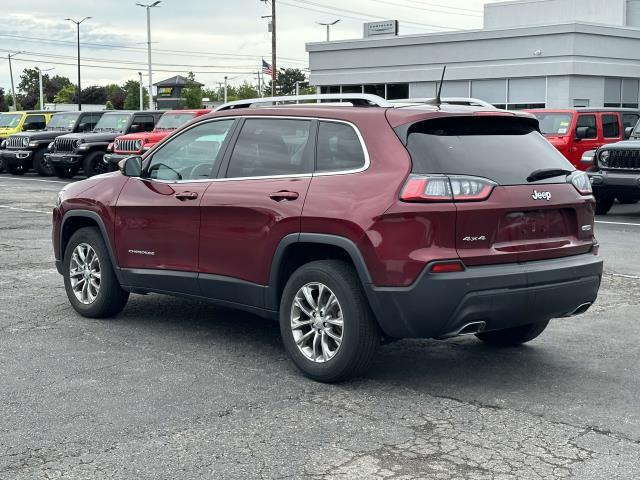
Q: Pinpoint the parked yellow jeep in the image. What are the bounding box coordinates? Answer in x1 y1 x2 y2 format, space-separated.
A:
0 111 53 140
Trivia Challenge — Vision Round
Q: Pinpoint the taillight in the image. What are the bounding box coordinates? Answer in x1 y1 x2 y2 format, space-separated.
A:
570 171 592 195
400 175 496 202
430 260 465 273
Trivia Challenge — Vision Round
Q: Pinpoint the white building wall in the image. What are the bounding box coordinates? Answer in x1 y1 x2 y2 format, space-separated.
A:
484 0 626 28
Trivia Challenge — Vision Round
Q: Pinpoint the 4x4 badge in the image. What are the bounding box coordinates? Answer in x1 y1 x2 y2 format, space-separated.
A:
531 190 551 201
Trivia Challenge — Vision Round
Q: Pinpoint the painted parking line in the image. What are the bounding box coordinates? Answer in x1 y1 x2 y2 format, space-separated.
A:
605 272 640 280
595 220 640 227
0 205 51 215
0 176 72 185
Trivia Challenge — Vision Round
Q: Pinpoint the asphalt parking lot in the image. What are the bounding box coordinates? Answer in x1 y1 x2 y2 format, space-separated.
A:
1 173 639 480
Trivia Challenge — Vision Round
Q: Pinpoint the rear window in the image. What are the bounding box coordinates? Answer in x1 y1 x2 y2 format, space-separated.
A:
531 113 573 136
404 116 574 186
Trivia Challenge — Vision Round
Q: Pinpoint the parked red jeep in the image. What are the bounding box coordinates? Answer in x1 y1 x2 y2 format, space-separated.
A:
53 95 602 382
103 109 210 169
525 108 640 170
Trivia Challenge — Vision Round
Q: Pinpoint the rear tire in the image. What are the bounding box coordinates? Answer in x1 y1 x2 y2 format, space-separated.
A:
0 156 6 173
82 151 107 177
279 260 380 383
53 165 79 179
63 227 129 318
616 195 639 205
475 320 550 347
32 147 53 176
595 194 614 215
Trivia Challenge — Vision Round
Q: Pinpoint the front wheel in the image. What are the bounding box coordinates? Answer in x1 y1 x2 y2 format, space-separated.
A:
595 193 614 215
475 320 550 347
279 260 380 383
82 151 107 177
53 165 79 179
63 227 129 318
7 163 26 175
32 147 53 176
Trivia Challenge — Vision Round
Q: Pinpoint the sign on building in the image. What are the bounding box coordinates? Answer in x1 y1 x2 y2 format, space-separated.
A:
363 20 399 38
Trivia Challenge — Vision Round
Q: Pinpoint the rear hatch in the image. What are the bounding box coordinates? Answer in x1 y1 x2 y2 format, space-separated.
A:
402 115 596 266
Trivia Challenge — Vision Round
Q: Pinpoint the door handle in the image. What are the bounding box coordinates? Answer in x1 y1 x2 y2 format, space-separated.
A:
175 191 199 201
268 190 299 201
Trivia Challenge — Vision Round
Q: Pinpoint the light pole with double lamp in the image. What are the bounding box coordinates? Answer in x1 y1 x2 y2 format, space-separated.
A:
316 19 340 41
136 1 161 110
65 16 92 111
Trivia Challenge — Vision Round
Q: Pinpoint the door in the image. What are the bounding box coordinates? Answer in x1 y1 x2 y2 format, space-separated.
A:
198 117 315 306
570 113 599 170
115 118 236 293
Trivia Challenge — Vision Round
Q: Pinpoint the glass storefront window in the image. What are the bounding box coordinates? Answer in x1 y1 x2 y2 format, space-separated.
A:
387 83 409 100
364 84 385 98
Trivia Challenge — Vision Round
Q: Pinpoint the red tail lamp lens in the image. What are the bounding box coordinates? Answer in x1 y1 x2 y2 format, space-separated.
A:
400 175 495 202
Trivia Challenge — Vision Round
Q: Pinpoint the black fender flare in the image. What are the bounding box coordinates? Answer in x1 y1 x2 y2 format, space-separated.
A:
59 209 123 284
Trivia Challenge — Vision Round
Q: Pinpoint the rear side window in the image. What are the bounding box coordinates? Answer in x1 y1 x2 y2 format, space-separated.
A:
226 118 312 178
131 115 155 133
24 115 46 130
404 116 574 186
622 113 639 130
576 115 597 139
316 121 366 172
602 114 620 138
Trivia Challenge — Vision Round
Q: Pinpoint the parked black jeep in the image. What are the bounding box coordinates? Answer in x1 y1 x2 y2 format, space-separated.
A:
1 111 104 176
45 110 163 178
588 121 640 214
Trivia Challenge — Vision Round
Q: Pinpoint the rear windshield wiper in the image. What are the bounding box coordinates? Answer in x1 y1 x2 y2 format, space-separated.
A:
527 168 573 182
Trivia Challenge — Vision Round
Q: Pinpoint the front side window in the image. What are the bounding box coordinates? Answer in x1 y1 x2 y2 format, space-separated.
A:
602 114 620 138
576 115 597 139
23 115 46 130
146 119 235 181
316 121 366 173
95 114 131 132
226 118 312 178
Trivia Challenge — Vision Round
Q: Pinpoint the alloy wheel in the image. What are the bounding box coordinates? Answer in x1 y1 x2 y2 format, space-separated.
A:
69 243 101 304
290 282 344 363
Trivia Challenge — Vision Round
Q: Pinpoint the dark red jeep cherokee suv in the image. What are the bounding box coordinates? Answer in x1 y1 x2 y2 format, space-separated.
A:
52 96 603 382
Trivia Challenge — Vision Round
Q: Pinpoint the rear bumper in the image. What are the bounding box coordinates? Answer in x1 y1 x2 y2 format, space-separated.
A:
588 170 640 197
368 253 603 338
45 152 82 166
0 149 33 166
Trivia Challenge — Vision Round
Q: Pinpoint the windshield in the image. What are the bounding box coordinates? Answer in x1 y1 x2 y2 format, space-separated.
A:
530 113 573 136
95 113 131 131
404 116 574 186
0 114 22 128
46 113 80 130
155 112 196 130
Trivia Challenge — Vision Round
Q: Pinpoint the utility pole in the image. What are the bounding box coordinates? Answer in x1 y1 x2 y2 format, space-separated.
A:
7 52 20 111
224 76 228 103
35 67 54 110
271 0 276 96
138 72 144 110
65 17 91 111
255 71 263 97
317 19 340 42
137 1 161 110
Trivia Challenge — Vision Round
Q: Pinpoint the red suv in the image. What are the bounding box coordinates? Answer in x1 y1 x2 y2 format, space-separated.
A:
104 109 211 169
526 108 640 170
52 95 603 382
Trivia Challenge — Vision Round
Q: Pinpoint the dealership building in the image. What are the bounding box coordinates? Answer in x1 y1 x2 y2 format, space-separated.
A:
306 0 640 109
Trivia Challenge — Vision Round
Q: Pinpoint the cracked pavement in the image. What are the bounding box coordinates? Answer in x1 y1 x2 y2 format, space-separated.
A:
1 173 639 479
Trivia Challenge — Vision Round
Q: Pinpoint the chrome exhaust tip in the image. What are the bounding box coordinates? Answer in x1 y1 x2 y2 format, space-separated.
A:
565 302 593 317
439 321 487 339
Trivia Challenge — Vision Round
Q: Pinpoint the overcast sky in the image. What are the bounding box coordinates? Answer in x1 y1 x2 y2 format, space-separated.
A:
0 0 503 94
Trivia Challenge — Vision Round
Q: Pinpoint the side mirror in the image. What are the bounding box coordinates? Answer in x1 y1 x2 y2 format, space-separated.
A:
119 156 142 177
575 126 590 140
129 124 142 134
625 126 634 139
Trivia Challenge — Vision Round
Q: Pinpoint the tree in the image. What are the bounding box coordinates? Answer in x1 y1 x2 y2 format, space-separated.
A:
233 82 259 100
6 92 16 110
54 84 76 104
80 85 107 105
0 88 7 112
46 76 72 103
104 84 126 110
17 68 41 109
262 68 307 96
105 100 114 110
180 72 203 109
123 79 148 110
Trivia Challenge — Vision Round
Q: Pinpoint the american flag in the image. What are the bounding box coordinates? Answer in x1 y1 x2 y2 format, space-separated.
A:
262 59 274 78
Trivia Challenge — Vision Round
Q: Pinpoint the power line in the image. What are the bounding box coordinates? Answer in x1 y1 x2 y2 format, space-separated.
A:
400 0 482 14
284 0 456 30
369 0 482 18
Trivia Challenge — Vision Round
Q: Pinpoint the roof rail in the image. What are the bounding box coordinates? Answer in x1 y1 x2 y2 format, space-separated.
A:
215 93 392 111
389 97 496 109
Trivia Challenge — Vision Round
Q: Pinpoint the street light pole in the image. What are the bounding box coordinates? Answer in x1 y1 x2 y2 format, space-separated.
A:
138 72 144 110
7 52 20 111
65 17 92 111
136 1 161 110
316 19 340 41
224 76 228 103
